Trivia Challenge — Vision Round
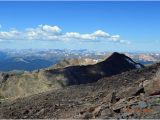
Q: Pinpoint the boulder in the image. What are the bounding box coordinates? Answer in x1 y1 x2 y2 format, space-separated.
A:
144 79 160 96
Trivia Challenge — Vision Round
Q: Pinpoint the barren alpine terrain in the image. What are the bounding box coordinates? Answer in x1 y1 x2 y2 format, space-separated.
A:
0 53 160 119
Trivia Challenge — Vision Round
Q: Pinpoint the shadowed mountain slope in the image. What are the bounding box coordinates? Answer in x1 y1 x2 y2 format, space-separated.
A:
0 52 144 99
0 62 159 119
42 52 144 85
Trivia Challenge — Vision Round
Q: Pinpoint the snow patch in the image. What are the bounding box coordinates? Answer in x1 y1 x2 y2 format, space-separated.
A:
125 58 142 69
125 58 135 65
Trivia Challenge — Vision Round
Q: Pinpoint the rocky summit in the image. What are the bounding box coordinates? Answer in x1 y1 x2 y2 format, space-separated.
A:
0 52 160 119
42 52 144 86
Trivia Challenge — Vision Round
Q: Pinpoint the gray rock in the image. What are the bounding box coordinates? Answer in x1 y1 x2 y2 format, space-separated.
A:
138 101 148 109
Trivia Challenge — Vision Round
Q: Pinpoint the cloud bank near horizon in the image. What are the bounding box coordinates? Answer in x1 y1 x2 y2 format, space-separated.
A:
0 24 130 44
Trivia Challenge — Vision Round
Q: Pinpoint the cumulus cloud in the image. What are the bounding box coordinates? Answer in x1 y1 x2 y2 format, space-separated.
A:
0 29 21 40
0 24 129 44
64 32 96 40
92 30 110 37
40 25 61 33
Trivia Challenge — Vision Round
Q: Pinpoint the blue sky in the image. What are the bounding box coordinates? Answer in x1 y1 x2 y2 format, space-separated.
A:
0 1 160 52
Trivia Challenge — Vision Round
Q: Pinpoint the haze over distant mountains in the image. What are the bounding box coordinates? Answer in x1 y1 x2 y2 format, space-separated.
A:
0 49 159 72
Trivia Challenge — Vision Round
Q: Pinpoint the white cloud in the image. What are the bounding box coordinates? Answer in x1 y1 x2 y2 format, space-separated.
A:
0 24 129 44
64 32 95 40
0 29 21 40
65 32 81 38
110 35 120 41
92 30 110 37
40 25 61 33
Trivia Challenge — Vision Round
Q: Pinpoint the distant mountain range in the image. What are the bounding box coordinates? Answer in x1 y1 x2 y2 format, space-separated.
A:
0 49 159 72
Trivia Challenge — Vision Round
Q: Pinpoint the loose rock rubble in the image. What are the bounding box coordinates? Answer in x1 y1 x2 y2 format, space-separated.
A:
0 62 160 119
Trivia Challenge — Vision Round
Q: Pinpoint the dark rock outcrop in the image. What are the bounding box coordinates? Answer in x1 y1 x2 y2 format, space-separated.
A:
43 52 144 85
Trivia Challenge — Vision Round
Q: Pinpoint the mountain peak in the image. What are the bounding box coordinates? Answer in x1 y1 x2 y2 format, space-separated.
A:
102 52 144 69
111 52 122 56
108 52 129 60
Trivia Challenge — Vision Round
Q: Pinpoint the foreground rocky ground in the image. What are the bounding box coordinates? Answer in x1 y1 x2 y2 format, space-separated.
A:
0 62 160 119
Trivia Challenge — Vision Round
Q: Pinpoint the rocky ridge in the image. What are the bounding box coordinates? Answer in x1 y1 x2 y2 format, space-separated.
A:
0 61 160 119
0 52 143 99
